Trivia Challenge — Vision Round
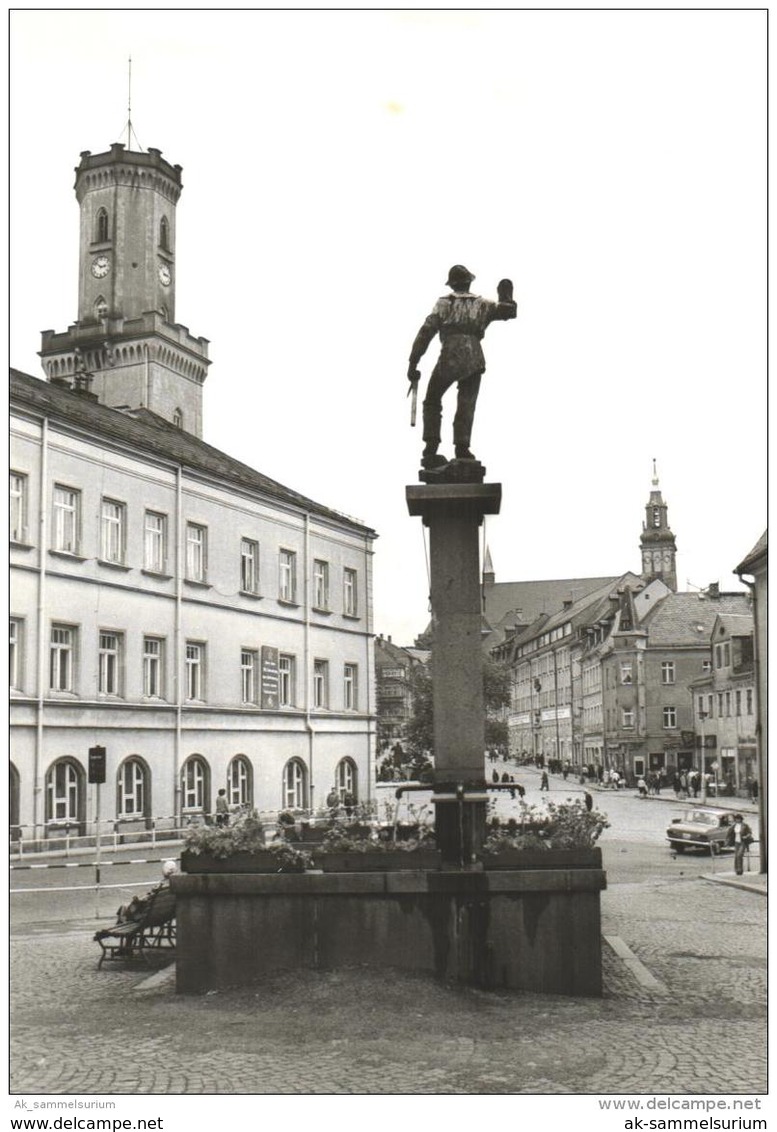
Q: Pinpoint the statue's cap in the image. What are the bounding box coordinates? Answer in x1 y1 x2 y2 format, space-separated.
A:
446 264 475 288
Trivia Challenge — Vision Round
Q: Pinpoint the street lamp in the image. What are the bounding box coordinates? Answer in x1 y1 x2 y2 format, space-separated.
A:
699 710 708 803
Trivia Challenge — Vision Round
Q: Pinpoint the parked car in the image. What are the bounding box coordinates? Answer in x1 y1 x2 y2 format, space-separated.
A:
666 806 736 855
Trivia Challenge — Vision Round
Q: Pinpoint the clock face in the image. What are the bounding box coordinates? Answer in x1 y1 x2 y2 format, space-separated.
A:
158 263 172 287
91 255 110 279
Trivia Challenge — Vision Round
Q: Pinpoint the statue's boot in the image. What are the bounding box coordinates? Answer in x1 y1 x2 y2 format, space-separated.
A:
422 446 448 470
455 446 477 461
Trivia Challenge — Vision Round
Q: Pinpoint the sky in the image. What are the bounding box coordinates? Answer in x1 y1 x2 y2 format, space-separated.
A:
9 10 767 647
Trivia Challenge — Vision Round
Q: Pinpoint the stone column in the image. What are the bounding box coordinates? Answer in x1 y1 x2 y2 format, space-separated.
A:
406 481 501 864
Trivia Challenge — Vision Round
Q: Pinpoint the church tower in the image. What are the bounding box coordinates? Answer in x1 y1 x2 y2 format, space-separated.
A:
639 461 677 592
39 143 209 437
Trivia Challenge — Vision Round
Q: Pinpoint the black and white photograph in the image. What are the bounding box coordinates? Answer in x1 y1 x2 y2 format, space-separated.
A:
9 8 767 1116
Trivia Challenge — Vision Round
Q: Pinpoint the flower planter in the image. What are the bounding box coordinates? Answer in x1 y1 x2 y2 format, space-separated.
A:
481 847 602 870
180 850 307 874
318 850 441 872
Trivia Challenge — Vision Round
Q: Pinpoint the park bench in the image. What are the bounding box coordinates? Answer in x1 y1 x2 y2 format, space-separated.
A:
93 885 176 969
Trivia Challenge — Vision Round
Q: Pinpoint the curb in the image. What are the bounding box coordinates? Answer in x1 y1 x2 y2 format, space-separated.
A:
699 873 767 896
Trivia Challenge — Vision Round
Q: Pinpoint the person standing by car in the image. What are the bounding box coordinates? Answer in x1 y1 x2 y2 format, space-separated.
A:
727 813 754 876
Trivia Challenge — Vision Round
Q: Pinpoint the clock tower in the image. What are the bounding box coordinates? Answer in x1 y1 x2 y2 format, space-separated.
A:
40 143 209 437
639 462 677 592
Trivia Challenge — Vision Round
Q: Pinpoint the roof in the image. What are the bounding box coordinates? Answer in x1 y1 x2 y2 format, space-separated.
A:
482 575 620 634
710 612 754 638
641 592 751 647
11 369 376 537
735 531 767 576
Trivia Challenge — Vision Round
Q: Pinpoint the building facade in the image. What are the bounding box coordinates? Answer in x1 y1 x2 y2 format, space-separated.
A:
10 142 377 843
498 473 754 784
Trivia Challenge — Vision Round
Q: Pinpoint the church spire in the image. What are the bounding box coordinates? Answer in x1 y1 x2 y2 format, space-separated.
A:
640 462 677 591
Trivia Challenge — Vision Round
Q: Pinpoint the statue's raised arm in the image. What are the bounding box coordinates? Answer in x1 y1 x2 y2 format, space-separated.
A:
407 265 516 472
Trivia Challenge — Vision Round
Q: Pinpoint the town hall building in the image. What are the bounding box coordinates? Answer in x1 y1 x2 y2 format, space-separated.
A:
10 142 377 844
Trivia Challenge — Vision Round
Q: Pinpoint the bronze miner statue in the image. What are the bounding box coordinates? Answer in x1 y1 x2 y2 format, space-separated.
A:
407 265 517 470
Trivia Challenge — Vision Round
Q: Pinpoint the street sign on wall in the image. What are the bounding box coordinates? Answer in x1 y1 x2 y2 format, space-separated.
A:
261 646 280 710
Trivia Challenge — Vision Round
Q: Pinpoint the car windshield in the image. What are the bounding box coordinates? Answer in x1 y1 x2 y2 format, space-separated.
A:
683 811 719 826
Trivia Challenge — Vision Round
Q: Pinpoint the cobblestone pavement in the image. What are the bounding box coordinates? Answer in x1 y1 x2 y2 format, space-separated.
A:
11 874 766 1096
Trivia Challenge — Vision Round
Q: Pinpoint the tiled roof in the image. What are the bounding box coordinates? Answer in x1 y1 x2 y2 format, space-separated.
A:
735 530 767 575
483 576 620 633
642 592 750 646
11 369 376 536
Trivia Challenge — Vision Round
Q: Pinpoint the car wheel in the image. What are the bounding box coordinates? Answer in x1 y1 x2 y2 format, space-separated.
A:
674 844 685 854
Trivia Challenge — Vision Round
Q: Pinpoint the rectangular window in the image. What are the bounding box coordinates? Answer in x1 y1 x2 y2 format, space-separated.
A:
143 637 164 698
343 568 358 616
313 659 329 709
119 760 145 817
708 694 714 718
240 539 260 594
100 498 126 563
344 663 358 710
53 485 80 554
718 692 724 717
186 523 208 582
10 618 21 690
10 472 26 543
723 642 731 667
50 625 75 692
241 649 258 704
279 549 297 603
702 659 712 673
697 696 704 716
662 706 677 729
185 641 205 700
313 559 330 609
661 661 675 685
620 663 632 685
725 691 732 717
735 690 742 717
746 689 753 715
622 709 634 729
144 511 167 573
279 653 296 707
98 631 122 695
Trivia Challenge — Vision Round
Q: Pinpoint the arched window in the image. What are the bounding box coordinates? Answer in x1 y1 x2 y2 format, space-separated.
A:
94 296 108 320
9 764 20 835
227 756 252 808
173 408 183 429
159 216 170 251
335 757 357 801
116 757 150 819
96 208 109 243
181 755 210 815
45 758 84 828
282 758 307 810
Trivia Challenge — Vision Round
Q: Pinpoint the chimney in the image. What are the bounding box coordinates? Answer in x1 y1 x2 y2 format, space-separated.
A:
707 582 720 599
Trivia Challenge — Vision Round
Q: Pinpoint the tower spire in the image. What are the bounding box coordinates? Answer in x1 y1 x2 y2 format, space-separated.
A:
652 457 659 486
123 55 143 151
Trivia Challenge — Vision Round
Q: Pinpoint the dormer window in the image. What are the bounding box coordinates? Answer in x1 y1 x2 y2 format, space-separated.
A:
173 408 183 429
159 216 170 251
96 208 109 243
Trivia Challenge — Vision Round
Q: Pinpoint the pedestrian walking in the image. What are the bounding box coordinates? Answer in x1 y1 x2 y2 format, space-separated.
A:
637 776 647 799
727 813 754 876
583 791 593 812
540 771 549 792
